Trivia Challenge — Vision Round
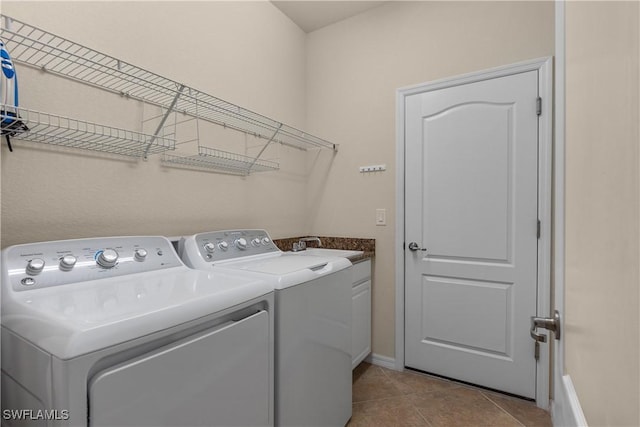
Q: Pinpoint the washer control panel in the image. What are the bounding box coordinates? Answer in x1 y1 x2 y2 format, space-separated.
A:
194 229 279 263
4 236 182 292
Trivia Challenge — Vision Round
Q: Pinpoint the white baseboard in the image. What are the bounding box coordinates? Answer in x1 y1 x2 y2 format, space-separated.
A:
365 353 397 370
552 375 588 427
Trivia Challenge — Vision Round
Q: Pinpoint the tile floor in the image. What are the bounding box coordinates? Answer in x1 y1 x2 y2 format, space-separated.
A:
349 362 552 427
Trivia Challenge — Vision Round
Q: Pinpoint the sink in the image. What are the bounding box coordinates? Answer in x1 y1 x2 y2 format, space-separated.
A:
289 248 364 259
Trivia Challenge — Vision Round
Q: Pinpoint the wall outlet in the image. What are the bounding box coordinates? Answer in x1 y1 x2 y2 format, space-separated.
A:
376 209 386 226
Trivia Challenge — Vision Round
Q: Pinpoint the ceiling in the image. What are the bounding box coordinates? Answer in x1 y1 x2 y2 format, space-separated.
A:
271 1 387 33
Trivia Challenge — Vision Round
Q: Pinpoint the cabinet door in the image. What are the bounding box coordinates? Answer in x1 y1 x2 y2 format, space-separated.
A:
89 310 271 427
352 280 372 368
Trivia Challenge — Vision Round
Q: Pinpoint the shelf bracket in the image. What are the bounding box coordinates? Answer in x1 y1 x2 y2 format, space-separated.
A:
143 84 185 159
247 123 282 174
3 15 12 31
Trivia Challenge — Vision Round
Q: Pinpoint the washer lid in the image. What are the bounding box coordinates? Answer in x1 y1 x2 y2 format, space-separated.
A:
230 254 337 275
216 253 352 289
1 266 272 359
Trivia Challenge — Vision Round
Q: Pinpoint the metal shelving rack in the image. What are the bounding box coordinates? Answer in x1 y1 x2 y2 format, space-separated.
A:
0 14 337 169
1 105 175 157
162 147 279 176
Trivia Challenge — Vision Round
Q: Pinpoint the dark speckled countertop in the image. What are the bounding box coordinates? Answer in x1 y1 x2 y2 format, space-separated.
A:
273 236 375 263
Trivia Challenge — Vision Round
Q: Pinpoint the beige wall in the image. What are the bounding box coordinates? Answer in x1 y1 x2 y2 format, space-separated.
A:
1 1 310 247
565 2 640 425
306 1 554 358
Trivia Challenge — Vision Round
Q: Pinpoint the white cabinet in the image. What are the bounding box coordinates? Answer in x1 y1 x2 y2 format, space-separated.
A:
351 259 372 369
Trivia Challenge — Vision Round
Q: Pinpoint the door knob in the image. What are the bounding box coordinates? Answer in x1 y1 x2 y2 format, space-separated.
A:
408 242 427 252
530 310 561 343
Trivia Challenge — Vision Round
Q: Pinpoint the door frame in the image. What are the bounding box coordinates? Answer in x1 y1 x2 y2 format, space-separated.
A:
395 57 553 409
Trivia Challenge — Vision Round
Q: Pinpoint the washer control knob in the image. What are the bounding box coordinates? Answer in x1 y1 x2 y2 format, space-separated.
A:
251 238 261 247
97 249 119 269
218 241 229 251
261 237 271 245
59 255 77 271
234 238 248 250
26 258 45 275
204 242 216 253
134 248 148 262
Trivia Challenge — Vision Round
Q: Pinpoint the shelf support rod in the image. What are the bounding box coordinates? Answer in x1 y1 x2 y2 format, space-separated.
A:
247 123 282 174
143 84 185 159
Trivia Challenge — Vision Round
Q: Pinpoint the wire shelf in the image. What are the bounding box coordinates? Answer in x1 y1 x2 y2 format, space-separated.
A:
1 105 175 158
1 14 338 152
162 146 279 175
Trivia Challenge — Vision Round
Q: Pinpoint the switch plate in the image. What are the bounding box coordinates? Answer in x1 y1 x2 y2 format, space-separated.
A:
376 209 386 226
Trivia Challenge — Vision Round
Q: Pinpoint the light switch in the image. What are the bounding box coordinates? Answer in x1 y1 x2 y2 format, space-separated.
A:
376 209 386 226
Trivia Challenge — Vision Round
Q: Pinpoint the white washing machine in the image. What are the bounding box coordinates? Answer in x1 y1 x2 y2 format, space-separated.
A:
179 229 353 427
1 236 274 427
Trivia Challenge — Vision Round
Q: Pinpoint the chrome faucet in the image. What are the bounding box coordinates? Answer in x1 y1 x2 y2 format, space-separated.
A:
292 237 322 252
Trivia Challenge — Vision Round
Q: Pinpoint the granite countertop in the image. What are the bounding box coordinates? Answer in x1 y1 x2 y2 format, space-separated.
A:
273 236 375 263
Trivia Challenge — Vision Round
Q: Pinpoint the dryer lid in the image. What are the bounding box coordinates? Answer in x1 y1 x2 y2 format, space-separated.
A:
1 267 272 359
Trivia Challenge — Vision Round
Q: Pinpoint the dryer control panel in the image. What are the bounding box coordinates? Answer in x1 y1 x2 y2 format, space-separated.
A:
3 236 183 291
189 229 279 264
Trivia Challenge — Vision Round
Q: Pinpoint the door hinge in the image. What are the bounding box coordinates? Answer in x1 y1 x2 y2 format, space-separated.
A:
536 97 542 116
537 220 541 239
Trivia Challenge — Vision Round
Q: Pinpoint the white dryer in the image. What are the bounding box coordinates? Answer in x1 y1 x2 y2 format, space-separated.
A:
180 229 353 427
1 236 274 427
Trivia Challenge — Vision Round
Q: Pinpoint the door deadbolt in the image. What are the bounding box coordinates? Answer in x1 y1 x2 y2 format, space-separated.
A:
530 310 561 343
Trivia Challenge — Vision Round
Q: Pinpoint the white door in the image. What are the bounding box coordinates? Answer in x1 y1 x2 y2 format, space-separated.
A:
404 70 540 399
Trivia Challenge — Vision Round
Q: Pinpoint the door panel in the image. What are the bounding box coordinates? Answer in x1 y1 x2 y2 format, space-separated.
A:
405 70 539 398
421 276 512 356
424 102 513 262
